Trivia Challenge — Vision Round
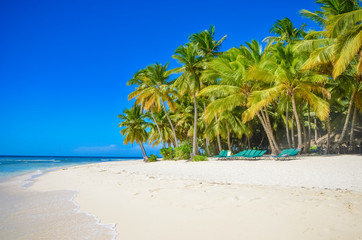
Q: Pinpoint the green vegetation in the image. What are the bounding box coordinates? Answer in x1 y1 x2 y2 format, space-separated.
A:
148 154 158 162
160 147 175 160
175 142 192 160
193 155 208 161
119 0 362 158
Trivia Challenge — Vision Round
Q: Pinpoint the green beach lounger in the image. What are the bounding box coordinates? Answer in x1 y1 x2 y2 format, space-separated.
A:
212 150 226 158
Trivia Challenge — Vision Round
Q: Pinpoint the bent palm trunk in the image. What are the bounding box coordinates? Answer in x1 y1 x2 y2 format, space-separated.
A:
262 107 280 153
139 142 148 162
256 112 277 155
336 90 356 145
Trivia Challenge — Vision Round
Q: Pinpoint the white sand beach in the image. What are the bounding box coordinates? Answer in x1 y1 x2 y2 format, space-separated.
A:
30 155 362 240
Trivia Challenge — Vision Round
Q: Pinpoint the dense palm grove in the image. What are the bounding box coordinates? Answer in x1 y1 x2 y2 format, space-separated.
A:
119 0 362 161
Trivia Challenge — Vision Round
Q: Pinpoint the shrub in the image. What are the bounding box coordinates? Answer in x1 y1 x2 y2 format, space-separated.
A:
175 142 192 160
148 154 158 162
160 147 174 160
193 155 208 161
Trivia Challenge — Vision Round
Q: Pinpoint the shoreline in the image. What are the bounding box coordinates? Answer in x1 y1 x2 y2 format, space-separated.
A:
0 169 117 240
27 155 362 240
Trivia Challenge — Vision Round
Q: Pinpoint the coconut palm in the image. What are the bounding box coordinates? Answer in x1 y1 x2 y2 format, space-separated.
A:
299 0 361 145
118 105 149 161
189 25 227 59
244 44 330 149
172 43 205 156
263 17 306 46
198 41 281 154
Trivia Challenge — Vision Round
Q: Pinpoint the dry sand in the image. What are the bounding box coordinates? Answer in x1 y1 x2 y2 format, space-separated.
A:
30 155 362 240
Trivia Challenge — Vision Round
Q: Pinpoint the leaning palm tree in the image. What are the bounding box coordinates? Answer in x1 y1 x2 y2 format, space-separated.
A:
172 43 205 157
199 41 281 154
118 105 149 161
244 44 330 149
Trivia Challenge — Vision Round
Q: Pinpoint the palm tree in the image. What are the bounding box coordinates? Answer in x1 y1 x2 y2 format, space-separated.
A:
189 25 227 59
172 43 205 156
199 42 281 154
244 44 330 149
263 17 306 46
118 105 149 161
147 110 174 148
128 63 179 147
299 0 361 145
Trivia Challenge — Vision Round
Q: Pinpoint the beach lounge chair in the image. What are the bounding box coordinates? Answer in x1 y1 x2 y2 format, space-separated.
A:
272 148 300 160
225 150 247 160
244 150 257 158
216 150 231 160
257 150 267 158
212 150 227 158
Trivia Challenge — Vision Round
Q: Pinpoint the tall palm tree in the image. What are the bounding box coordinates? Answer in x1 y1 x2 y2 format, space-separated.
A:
172 43 205 156
190 25 227 153
244 44 330 149
128 63 179 147
118 105 149 161
198 41 282 154
299 0 361 145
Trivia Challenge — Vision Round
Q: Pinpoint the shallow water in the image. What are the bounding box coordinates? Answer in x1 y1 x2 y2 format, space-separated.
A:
0 156 140 181
0 173 117 240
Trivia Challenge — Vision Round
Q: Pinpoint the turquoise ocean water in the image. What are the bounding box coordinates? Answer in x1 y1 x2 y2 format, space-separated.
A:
0 155 141 181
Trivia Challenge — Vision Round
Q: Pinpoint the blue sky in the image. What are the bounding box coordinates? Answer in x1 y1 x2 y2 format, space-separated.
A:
0 0 319 156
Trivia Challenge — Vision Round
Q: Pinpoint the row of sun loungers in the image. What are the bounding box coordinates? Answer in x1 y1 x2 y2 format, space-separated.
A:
217 149 267 160
212 148 300 160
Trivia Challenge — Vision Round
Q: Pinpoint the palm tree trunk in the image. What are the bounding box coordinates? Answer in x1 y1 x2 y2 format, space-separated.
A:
349 105 357 145
205 138 210 156
226 123 231 151
139 142 148 162
256 112 277 155
291 114 295 148
307 104 311 151
162 101 178 147
301 104 307 152
150 110 163 146
192 93 198 157
326 116 331 155
215 115 222 152
262 107 280 153
203 103 210 156
285 102 291 148
336 90 356 145
314 116 317 142
291 94 302 149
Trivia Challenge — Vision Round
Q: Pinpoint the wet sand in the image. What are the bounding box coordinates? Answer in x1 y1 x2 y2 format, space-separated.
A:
0 173 116 240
